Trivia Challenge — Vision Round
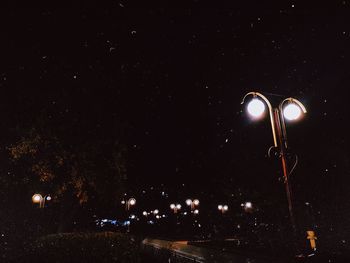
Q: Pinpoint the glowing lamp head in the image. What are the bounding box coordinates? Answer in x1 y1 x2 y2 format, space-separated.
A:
193 209 199 214
153 209 159 215
32 194 42 203
193 199 199 206
186 199 192 206
245 202 253 209
223 205 228 211
170 204 175 209
46 196 52 201
128 198 136 206
283 103 302 121
142 211 148 216
218 205 223 210
247 98 265 118
176 204 181 210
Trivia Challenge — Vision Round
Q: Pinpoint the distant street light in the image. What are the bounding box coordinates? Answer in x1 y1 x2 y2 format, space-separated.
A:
241 202 253 212
185 199 200 211
121 198 136 211
218 204 228 214
32 193 51 208
242 91 307 238
243 202 252 209
170 203 181 213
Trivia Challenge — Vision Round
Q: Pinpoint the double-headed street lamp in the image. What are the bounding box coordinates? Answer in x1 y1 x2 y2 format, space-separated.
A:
185 199 199 211
32 193 51 208
121 198 136 211
218 204 228 214
242 91 307 237
170 203 181 214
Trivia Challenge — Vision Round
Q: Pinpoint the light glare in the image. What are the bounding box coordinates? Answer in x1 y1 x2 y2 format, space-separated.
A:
245 202 252 208
247 99 265 118
283 103 302 120
32 194 42 203
129 198 136 205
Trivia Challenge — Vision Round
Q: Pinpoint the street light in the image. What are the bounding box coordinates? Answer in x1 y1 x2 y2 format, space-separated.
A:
122 198 136 211
32 193 51 208
185 199 199 211
218 204 228 214
241 201 253 213
170 203 181 213
241 91 307 238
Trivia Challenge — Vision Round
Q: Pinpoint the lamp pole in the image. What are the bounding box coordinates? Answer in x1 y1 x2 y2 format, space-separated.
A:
186 199 199 212
242 92 307 243
32 194 51 208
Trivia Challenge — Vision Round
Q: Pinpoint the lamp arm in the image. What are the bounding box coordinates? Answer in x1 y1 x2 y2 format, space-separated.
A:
278 98 307 149
242 91 278 147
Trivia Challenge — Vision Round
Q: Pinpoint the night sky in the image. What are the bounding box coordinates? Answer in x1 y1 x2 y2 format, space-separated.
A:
1 3 350 234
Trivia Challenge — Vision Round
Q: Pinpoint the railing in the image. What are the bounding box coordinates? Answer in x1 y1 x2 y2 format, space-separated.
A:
141 240 205 263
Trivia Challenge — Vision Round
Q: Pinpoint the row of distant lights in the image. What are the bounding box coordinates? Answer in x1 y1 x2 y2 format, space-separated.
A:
33 194 253 214
126 198 253 217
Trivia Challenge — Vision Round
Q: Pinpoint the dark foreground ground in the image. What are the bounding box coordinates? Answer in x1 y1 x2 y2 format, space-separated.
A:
5 231 350 263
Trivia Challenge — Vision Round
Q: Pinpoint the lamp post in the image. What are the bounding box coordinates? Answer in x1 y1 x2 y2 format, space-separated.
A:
170 203 181 214
218 205 228 214
185 199 199 212
241 201 253 213
241 91 307 242
121 198 136 211
32 194 51 208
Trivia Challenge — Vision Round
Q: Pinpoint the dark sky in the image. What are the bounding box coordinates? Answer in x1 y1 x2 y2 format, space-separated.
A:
0 4 350 210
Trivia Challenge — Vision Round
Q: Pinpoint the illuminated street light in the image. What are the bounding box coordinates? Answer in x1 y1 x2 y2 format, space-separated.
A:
153 209 159 215
283 103 302 121
129 198 136 206
142 211 148 216
129 214 136 220
122 198 136 211
32 194 42 204
247 98 265 118
170 203 181 213
193 209 199 215
185 198 200 211
245 202 252 209
242 202 253 212
218 204 228 214
242 91 307 240
32 193 51 208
